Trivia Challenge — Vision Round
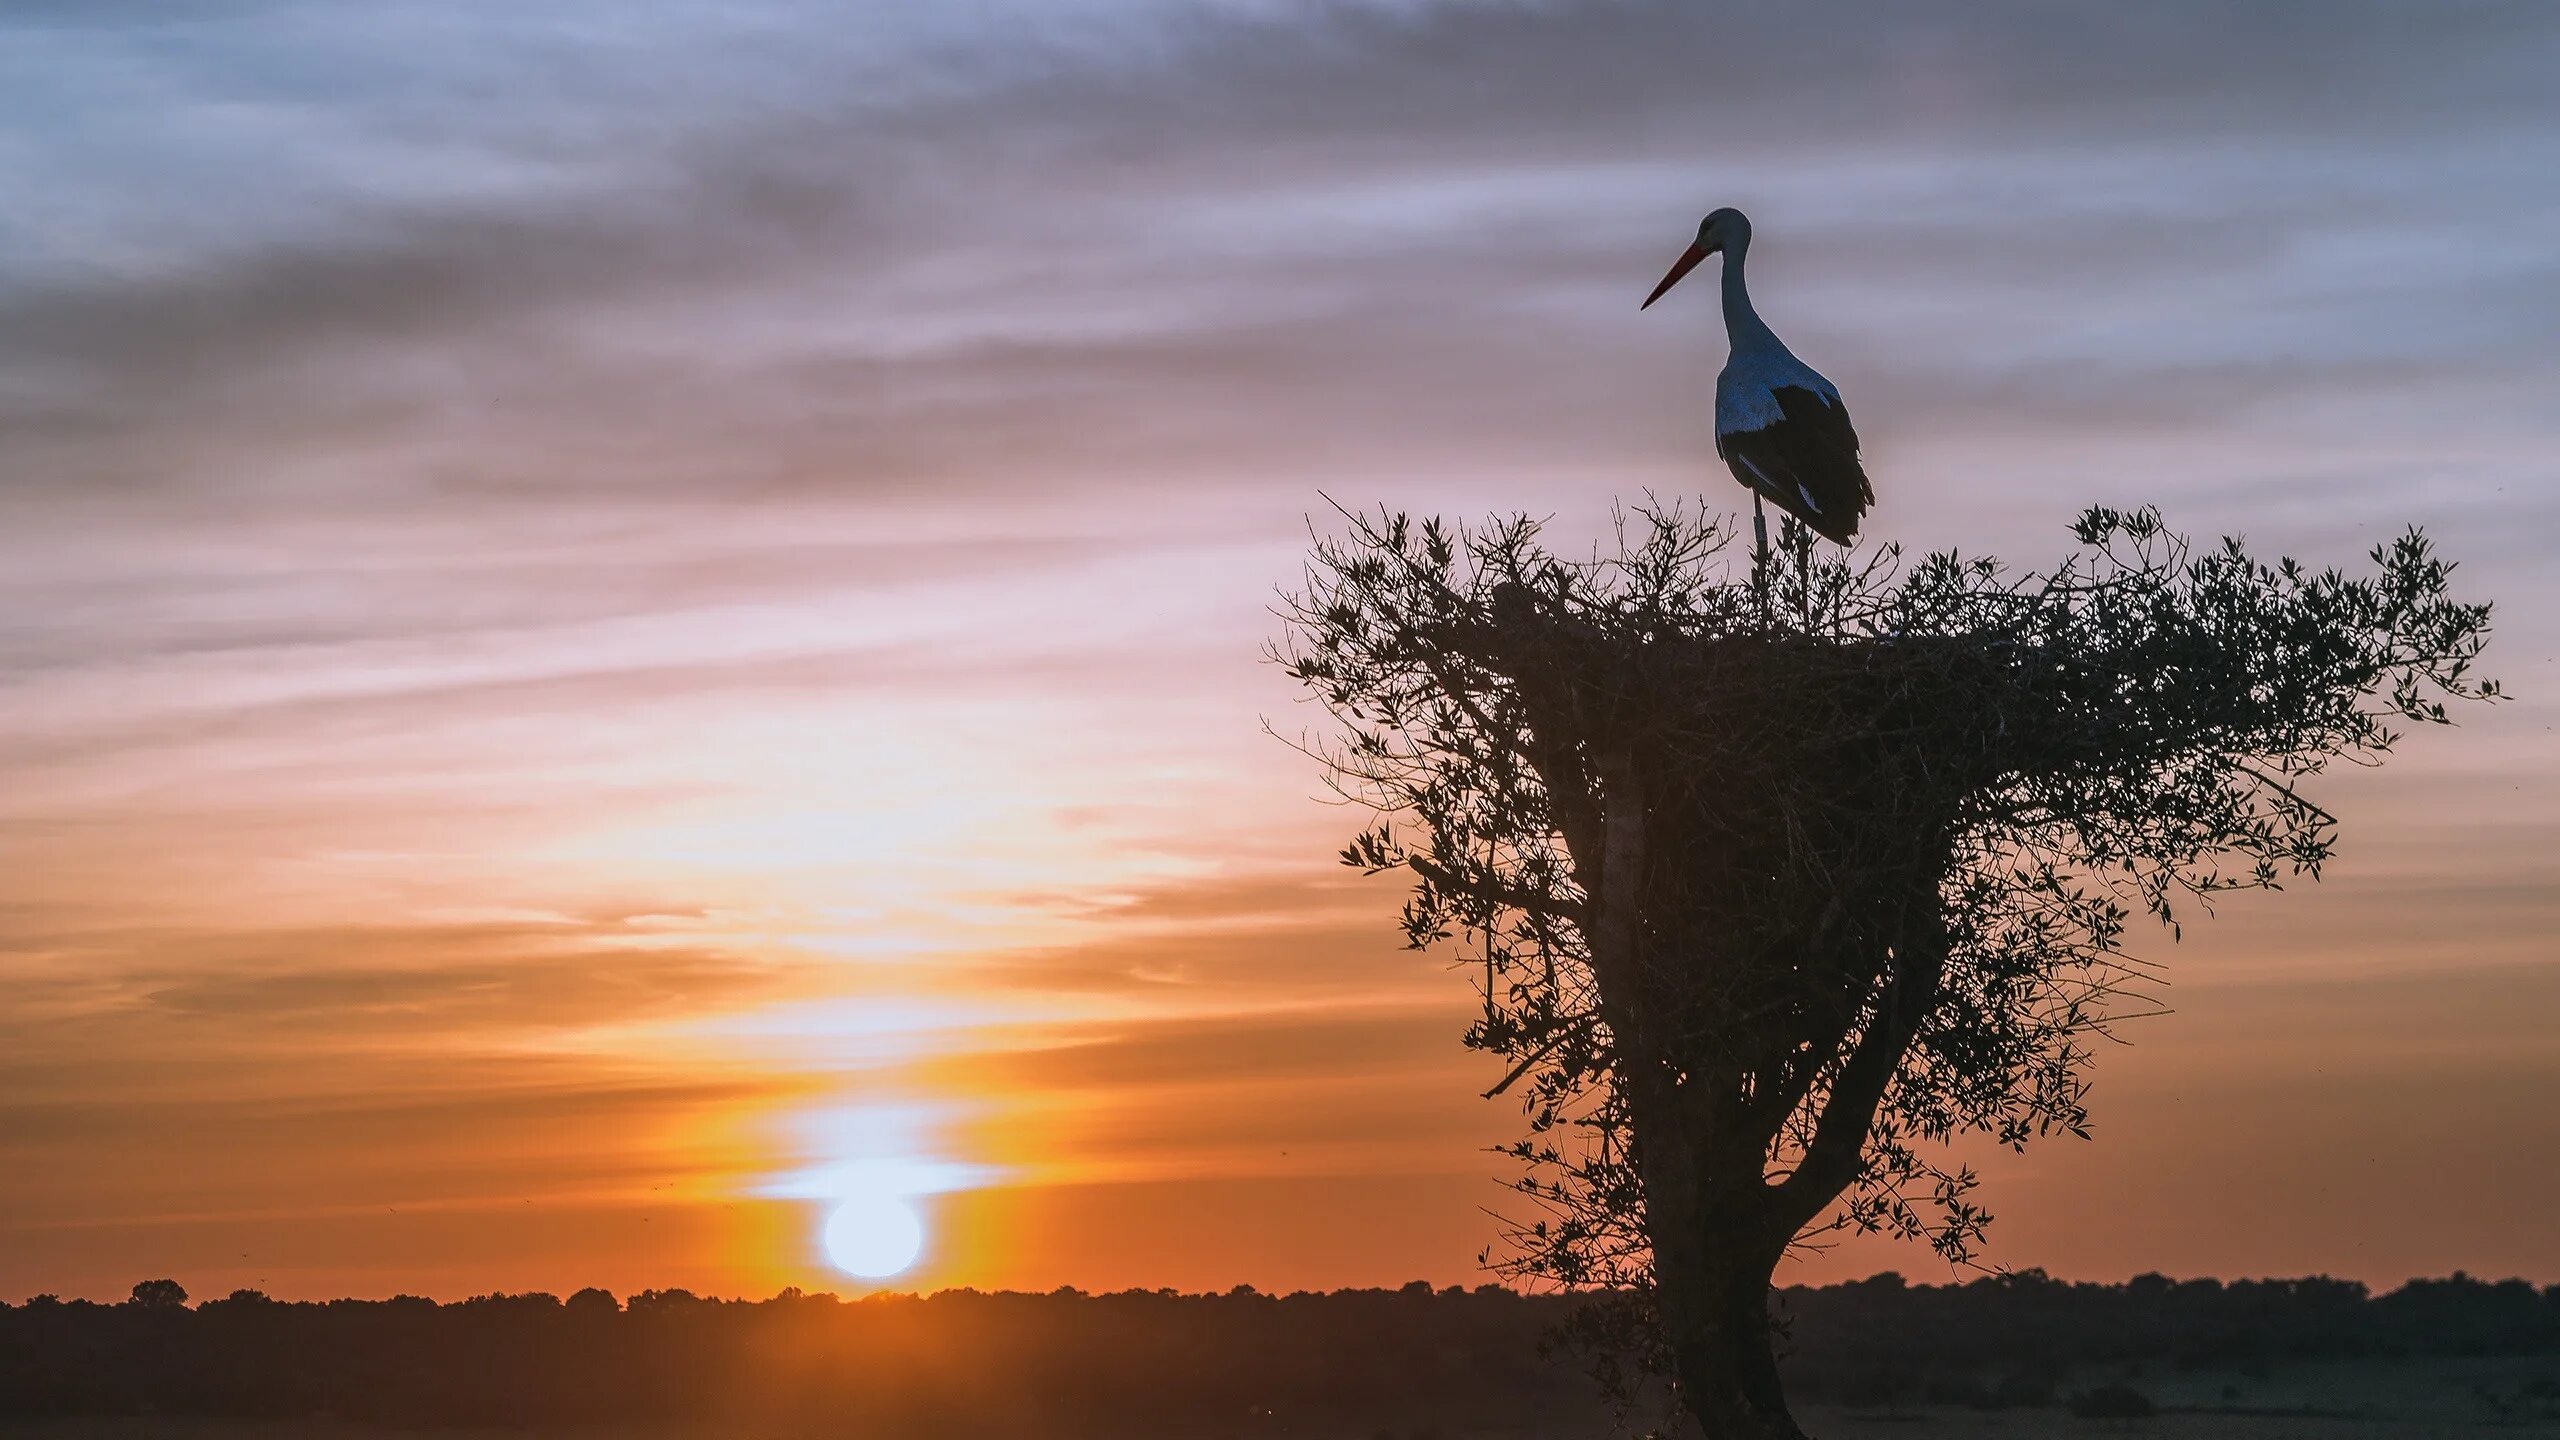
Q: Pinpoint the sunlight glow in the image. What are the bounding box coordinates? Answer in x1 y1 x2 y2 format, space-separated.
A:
762 1108 993 1285
823 1193 927 1279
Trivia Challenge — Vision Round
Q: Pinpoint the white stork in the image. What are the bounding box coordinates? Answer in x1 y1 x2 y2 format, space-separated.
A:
1643 208 1872 550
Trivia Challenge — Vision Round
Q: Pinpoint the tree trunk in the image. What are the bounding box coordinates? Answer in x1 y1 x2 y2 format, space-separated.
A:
1636 1149 1805 1440
1657 1244 1804 1440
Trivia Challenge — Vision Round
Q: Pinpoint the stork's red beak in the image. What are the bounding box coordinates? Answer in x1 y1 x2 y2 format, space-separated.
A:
1642 242 1713 310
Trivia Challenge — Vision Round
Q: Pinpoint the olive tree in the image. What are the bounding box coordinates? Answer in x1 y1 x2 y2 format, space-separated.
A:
1274 504 2494 1439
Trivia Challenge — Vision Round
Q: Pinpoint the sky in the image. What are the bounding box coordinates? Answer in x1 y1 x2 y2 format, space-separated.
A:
3 0 2556 1303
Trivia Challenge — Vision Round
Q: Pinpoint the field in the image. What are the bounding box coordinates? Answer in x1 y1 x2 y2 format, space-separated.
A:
1809 1415 2560 1438
4 1419 2558 1440
5 1354 2556 1440
9 1363 2560 1440
1810 1355 2560 1436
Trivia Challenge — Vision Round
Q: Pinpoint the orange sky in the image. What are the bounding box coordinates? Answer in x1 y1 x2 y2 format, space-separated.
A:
4 1 2558 1303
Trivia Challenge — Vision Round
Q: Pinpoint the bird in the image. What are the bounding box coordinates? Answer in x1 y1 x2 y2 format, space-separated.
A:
1643 208 1872 552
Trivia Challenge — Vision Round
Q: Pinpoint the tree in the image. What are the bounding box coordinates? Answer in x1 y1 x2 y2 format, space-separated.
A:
1275 504 2494 1439
127 1279 189 1310
566 1287 621 1315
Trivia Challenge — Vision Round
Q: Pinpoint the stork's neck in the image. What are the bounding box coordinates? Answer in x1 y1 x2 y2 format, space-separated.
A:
1719 243 1782 356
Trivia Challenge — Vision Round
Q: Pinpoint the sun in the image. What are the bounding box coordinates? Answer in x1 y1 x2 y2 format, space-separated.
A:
821 1192 926 1280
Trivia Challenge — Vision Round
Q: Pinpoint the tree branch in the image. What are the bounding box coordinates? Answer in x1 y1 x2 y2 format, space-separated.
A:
1409 853 1587 928
1770 938 1945 1232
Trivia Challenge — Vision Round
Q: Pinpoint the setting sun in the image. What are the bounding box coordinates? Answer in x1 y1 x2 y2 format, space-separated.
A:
821 1193 927 1280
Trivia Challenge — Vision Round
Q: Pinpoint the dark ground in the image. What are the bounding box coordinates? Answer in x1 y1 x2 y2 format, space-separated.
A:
8 1274 2558 1437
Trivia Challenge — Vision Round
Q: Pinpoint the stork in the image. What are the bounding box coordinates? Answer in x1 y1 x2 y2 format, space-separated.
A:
1643 208 1871 574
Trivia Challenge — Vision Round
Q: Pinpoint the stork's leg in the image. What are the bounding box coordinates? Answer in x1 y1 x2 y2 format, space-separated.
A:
1796 525 1811 626
1751 492 1772 620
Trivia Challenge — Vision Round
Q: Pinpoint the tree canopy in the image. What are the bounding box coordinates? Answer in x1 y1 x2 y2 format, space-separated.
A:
1276 505 2495 1438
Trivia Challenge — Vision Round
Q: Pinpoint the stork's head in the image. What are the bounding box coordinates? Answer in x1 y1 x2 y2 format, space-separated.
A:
1643 207 1751 310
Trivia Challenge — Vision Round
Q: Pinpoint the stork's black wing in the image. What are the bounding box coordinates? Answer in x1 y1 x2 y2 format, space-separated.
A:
1716 386 1873 545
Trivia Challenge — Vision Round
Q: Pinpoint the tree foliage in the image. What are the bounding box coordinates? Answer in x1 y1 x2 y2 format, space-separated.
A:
1274 504 2494 1437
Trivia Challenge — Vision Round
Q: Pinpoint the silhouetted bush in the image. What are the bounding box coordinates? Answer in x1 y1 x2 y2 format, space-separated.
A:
2068 1381 2158 1418
1990 1370 2058 1409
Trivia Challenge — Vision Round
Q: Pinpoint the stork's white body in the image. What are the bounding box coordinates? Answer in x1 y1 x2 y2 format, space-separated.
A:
1715 347 1842 442
1644 208 1872 546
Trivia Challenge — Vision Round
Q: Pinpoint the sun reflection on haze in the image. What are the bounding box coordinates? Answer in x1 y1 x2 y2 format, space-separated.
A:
758 1103 1004 1288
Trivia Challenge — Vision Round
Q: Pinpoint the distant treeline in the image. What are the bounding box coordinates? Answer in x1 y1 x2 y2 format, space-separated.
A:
4 1271 2555 1433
